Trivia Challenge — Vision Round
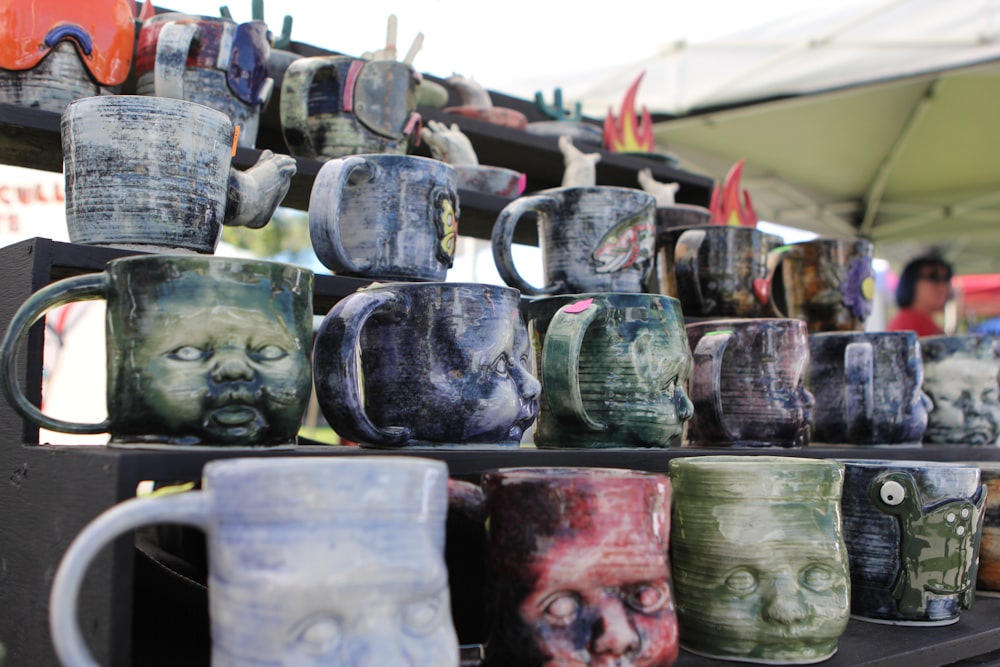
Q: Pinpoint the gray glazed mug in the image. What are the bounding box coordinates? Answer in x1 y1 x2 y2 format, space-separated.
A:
492 186 657 296
523 293 693 448
309 154 460 281
61 95 296 253
920 334 1000 445
49 457 460 667
0 42 116 113
809 331 930 446
0 255 314 447
313 282 540 448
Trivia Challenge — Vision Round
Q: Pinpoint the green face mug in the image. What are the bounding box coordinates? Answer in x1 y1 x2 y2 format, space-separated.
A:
0 255 314 447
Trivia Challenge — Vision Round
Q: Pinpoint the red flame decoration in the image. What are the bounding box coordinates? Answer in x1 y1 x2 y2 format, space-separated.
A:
604 72 655 153
709 159 758 227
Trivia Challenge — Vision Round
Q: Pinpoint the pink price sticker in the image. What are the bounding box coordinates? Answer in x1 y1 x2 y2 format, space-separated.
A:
564 298 594 314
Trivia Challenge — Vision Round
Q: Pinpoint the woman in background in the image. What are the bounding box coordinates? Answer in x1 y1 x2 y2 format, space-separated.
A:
887 255 953 336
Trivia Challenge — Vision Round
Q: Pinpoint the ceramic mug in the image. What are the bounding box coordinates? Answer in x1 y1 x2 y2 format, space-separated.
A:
685 318 814 447
450 467 678 667
313 282 540 448
492 186 657 296
62 95 296 253
0 255 314 447
669 456 850 664
135 12 273 148
309 154 460 281
920 334 1000 445
522 293 693 448
0 0 139 112
49 457 460 667
655 225 783 318
976 462 1000 593
839 459 986 625
768 238 875 332
809 331 930 446
280 55 422 160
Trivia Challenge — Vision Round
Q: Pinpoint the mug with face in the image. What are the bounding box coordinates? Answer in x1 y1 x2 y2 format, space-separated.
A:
669 456 851 664
0 255 314 447
451 467 677 667
313 282 540 448
49 457 460 667
522 292 693 448
920 334 1000 445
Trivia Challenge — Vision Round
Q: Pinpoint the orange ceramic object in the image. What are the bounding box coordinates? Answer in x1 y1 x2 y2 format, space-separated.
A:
0 0 144 85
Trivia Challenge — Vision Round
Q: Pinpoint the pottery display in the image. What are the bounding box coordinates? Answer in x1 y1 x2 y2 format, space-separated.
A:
809 331 930 446
49 457 460 666
920 334 1000 445
309 154 460 281
280 55 421 160
685 318 814 447
769 238 875 332
420 120 526 198
656 225 783 318
450 466 678 667
0 255 314 448
669 456 851 664
523 292 692 448
135 12 273 148
492 186 657 296
313 282 540 448
976 462 1000 593
61 95 296 253
0 0 141 112
840 459 986 625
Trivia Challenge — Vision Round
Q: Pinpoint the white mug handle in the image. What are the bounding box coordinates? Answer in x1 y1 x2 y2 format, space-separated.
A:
154 21 198 100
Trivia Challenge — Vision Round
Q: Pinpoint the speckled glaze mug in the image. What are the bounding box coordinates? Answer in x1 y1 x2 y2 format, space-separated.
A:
50 457 460 667
840 459 986 625
685 318 814 447
809 332 930 446
920 334 1000 445
309 154 460 281
450 467 678 667
313 282 540 448
669 456 850 664
522 293 693 448
0 255 314 447
492 186 657 296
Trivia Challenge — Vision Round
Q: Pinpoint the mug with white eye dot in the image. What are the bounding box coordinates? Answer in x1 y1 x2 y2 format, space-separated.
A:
879 480 906 506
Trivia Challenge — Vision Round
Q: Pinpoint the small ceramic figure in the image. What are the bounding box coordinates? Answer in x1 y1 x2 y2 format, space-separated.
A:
604 72 655 154
559 135 601 188
421 120 479 165
420 120 526 197
446 72 494 109
637 169 679 207
443 73 528 130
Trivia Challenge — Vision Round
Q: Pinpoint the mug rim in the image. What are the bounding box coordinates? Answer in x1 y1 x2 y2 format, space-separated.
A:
105 253 313 277
64 94 232 126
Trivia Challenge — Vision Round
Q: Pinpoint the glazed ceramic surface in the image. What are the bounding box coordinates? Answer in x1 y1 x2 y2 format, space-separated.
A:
656 225 783 317
458 467 677 667
769 238 875 332
839 459 986 625
669 456 850 664
49 457 459 666
523 293 692 448
313 282 540 448
685 318 814 447
920 335 1000 445
135 13 272 147
492 186 656 296
653 204 712 233
280 55 421 160
809 331 929 446
976 462 1000 592
0 255 313 447
309 154 460 281
62 95 296 253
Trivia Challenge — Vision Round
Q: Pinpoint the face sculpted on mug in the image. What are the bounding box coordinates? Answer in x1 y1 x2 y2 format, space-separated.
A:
923 355 1000 445
134 306 308 444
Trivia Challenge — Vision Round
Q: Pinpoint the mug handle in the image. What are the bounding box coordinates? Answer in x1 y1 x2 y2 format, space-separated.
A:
673 228 706 314
490 194 561 296
50 491 211 667
308 156 375 275
313 289 410 445
153 21 198 100
764 245 791 317
540 299 606 431
0 273 111 434
279 57 329 159
690 331 735 441
845 341 874 442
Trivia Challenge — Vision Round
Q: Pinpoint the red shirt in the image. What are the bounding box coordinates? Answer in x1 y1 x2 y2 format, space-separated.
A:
887 308 944 336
